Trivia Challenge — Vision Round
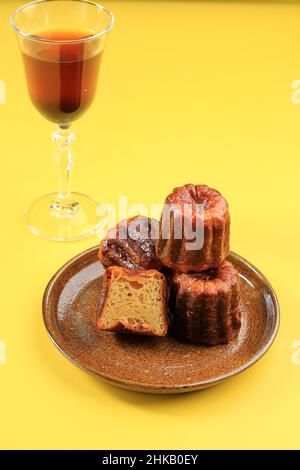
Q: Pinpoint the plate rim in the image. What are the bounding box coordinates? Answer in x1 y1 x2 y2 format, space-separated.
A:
42 246 280 393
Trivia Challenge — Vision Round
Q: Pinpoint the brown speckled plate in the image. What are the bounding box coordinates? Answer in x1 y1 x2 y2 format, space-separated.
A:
43 247 279 394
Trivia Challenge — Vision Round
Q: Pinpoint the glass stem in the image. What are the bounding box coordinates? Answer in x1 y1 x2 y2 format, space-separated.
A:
50 125 79 217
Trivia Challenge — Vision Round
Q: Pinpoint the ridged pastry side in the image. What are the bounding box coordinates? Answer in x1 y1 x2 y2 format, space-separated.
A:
99 216 161 271
156 184 230 273
169 261 241 345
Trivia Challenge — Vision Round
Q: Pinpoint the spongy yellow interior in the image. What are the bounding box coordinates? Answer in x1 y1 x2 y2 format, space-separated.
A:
101 271 165 335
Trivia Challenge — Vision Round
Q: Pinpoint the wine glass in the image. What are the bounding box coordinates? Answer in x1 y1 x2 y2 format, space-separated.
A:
11 0 114 241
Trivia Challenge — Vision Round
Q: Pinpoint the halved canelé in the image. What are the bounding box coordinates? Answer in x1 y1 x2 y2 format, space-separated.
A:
156 184 230 273
169 260 241 345
97 266 168 337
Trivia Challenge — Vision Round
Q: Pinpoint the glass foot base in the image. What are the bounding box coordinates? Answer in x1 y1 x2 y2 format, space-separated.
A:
25 192 101 241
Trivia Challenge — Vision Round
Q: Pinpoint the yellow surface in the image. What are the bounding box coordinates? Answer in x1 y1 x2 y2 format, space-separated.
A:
0 0 300 450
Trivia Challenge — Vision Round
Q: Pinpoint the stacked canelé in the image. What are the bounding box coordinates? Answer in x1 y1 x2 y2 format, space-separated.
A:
97 185 241 345
156 184 241 345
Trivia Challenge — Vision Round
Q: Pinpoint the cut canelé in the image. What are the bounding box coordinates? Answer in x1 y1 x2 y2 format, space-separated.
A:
97 266 168 336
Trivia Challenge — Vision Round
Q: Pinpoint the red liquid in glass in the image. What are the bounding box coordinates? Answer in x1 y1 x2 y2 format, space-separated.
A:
22 29 102 125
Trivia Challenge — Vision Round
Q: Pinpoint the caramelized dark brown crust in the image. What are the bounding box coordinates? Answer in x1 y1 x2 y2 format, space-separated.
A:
98 216 162 271
97 266 168 336
169 260 241 345
156 184 230 272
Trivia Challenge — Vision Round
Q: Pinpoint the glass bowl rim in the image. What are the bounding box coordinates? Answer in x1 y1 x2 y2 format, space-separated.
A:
10 0 114 43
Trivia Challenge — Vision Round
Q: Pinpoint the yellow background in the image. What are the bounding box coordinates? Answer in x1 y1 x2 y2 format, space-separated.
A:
0 0 300 450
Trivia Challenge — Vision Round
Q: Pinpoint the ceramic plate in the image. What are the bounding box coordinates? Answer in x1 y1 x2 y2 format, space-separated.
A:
43 247 279 394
